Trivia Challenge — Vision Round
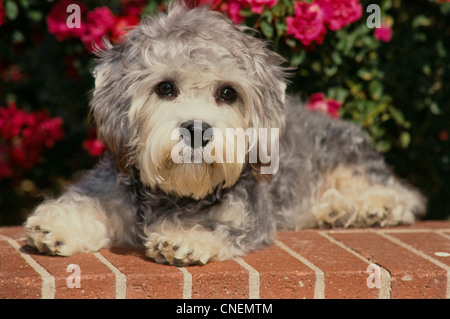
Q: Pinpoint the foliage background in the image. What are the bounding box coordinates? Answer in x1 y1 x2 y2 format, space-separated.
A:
0 0 449 225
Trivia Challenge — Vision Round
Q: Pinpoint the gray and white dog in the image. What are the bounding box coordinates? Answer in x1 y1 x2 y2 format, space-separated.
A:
24 3 425 266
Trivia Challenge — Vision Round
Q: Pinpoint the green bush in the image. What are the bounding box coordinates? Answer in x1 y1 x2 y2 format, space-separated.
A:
0 0 448 225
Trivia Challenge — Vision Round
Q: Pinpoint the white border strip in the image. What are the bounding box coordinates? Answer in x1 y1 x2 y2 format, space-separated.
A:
378 231 450 298
275 240 325 299
93 252 127 299
234 257 260 299
0 234 55 299
178 267 193 299
437 231 450 241
319 232 392 299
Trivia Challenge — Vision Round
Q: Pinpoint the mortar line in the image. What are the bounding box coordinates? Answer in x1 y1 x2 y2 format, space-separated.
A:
93 252 127 299
0 234 55 299
319 231 392 299
233 257 260 299
275 240 325 299
178 267 192 299
378 231 450 299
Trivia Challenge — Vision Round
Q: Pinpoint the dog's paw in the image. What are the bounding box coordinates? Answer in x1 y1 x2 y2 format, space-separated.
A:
24 198 110 256
144 227 233 266
25 205 76 256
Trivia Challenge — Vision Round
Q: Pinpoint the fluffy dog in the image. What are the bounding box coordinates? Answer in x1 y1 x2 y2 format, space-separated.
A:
24 3 426 266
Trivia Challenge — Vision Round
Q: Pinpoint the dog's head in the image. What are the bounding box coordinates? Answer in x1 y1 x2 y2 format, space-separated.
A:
90 2 288 199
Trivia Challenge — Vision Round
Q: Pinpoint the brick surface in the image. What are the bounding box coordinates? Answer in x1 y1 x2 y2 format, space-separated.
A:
329 231 447 298
242 244 316 299
99 247 184 299
1 221 450 299
277 230 380 299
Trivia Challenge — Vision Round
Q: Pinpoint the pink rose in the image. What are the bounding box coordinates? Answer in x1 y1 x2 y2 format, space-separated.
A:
81 7 115 52
306 93 341 118
0 102 64 174
374 24 393 42
286 2 327 47
46 0 87 41
316 0 362 31
247 0 277 14
227 1 246 24
83 128 106 157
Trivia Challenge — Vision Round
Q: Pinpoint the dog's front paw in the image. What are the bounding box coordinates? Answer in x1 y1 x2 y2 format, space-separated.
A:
25 205 76 256
24 198 110 256
144 227 234 266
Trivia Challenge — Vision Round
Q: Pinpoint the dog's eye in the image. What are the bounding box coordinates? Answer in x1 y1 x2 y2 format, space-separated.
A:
156 82 177 97
217 86 237 103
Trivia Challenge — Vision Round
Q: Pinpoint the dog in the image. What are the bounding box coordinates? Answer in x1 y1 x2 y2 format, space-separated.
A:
24 2 426 266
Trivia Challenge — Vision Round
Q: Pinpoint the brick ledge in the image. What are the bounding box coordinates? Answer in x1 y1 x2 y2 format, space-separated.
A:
1 221 449 299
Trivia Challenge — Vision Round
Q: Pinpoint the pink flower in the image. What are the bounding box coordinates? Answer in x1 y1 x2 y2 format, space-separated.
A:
0 102 64 175
286 2 327 47
227 1 246 24
374 24 393 42
81 7 115 52
83 128 106 157
247 0 277 14
315 0 363 31
46 0 87 41
306 93 342 118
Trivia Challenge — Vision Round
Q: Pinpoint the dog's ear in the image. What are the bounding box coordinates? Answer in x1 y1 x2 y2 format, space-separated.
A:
90 41 137 174
242 34 289 134
237 32 289 179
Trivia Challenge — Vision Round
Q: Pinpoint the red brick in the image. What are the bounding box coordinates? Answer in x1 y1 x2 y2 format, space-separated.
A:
277 230 379 299
387 232 450 267
242 244 316 299
19 242 116 299
0 237 41 299
99 247 184 299
188 259 249 299
1 222 450 299
330 231 447 298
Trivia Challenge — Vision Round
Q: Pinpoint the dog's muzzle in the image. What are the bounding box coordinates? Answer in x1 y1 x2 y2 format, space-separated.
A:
180 120 213 148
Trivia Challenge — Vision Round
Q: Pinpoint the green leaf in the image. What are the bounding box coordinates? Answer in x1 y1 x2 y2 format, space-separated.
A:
324 65 338 76
389 107 410 128
429 101 442 115
285 38 297 48
331 52 342 65
399 132 411 149
375 140 391 153
260 20 274 39
369 80 383 100
412 15 432 28
5 0 19 21
11 30 25 44
290 50 305 66
27 10 43 22
357 68 372 81
327 87 349 102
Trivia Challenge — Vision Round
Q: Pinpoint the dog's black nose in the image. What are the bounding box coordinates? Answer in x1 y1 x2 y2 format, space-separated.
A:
180 120 213 148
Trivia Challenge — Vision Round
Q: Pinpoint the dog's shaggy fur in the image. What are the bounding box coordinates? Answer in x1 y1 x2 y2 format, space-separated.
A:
24 3 426 266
